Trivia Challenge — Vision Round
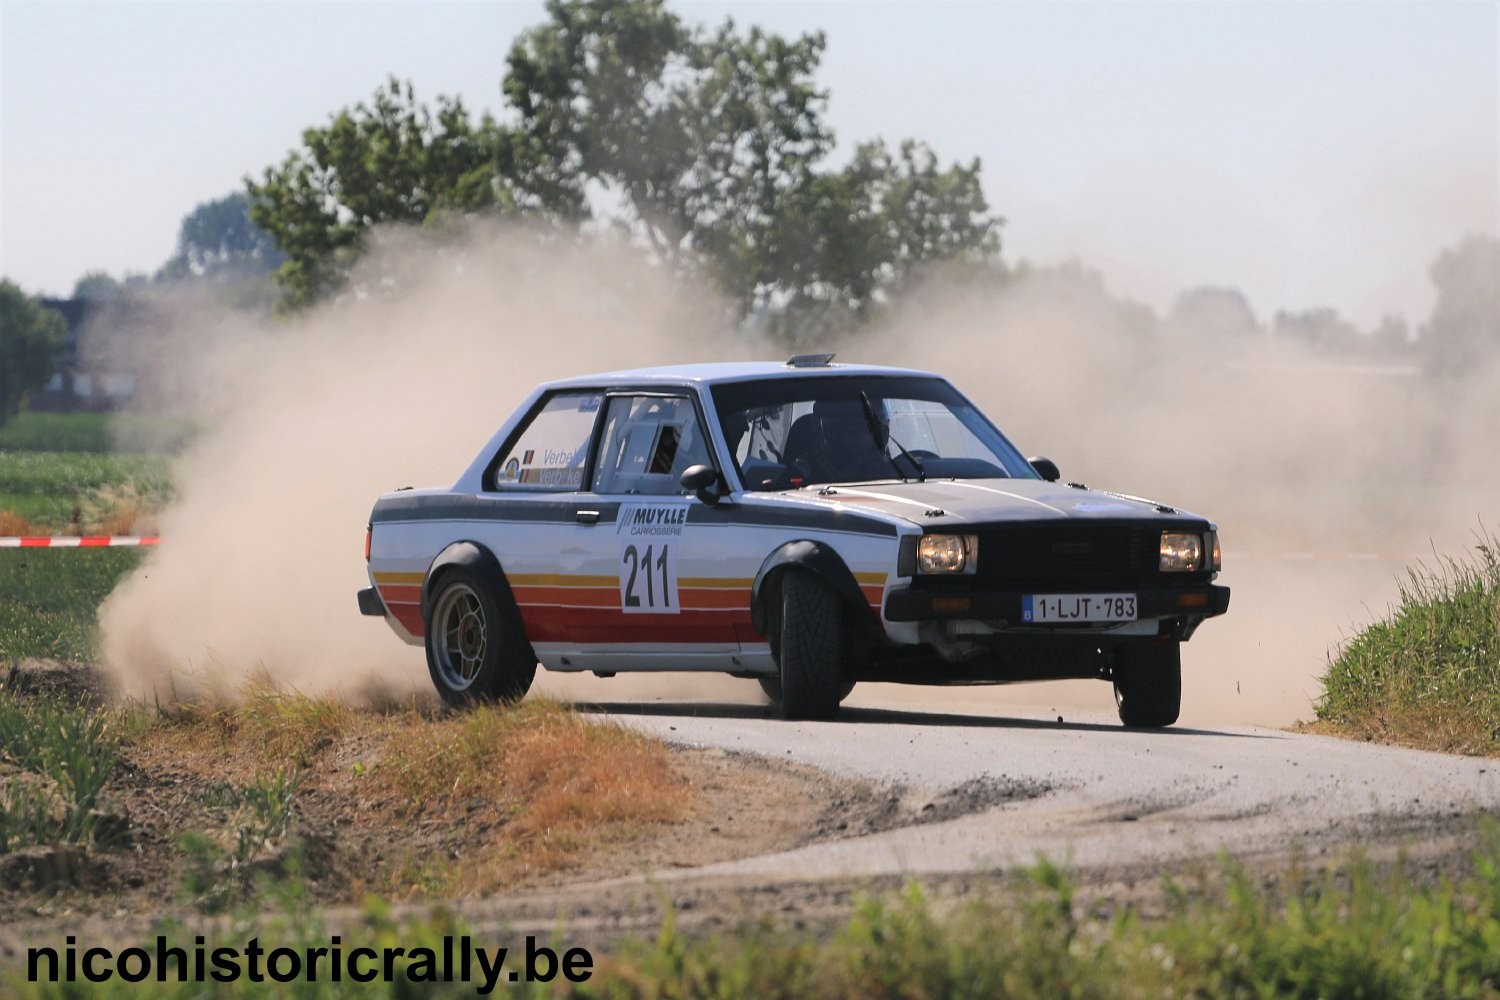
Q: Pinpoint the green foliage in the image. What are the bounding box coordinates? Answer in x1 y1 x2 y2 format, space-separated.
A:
0 781 59 853
0 413 116 453
249 0 1003 334
0 411 194 454
0 549 145 662
1154 849 1500 999
5 835 1500 996
247 76 520 310
0 691 120 850
70 270 124 300
504 0 692 222
180 768 303 913
158 191 284 283
0 280 68 426
584 842 1500 998
1172 285 1260 338
1424 234 1500 378
1317 529 1500 754
505 0 1003 339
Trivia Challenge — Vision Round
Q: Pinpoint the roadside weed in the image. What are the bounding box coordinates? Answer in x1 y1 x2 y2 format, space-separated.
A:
1318 527 1500 754
0 691 119 848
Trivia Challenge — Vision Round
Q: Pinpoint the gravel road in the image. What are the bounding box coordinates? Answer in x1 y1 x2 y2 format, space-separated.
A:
601 696 1498 879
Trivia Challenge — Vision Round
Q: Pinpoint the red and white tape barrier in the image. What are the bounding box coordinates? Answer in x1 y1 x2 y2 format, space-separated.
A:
0 536 159 548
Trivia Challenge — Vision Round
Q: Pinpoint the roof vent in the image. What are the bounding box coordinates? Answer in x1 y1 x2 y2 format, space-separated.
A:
786 353 835 368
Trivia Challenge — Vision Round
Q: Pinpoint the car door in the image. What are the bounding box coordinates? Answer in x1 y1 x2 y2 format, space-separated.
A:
552 391 744 672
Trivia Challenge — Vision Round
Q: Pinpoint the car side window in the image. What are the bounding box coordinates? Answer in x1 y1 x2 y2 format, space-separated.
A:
591 394 713 496
491 392 603 491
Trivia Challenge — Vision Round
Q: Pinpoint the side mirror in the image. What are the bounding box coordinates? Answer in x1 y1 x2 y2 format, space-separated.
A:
1028 456 1060 482
680 464 722 507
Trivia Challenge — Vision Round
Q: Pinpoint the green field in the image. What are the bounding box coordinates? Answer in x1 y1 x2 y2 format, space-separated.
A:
0 547 145 662
0 413 166 662
0 410 195 454
0 451 172 531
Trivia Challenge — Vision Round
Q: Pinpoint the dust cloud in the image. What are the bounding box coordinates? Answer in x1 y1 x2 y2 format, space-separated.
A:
97 222 751 704
852 263 1499 726
98 223 1497 727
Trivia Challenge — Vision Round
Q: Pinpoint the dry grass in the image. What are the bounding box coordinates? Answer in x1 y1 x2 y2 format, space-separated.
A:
0 482 160 537
79 483 160 536
376 698 686 889
0 511 35 535
154 685 360 769
140 689 688 898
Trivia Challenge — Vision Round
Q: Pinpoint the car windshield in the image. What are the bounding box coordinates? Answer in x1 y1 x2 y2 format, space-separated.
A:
711 375 1039 490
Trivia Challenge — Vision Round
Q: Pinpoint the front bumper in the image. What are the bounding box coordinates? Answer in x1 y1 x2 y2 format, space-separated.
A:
885 584 1230 624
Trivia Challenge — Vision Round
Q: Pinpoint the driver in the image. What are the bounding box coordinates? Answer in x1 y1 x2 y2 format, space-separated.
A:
796 397 891 483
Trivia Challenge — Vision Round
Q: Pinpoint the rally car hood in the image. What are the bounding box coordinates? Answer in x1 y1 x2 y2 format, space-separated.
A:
771 478 1209 528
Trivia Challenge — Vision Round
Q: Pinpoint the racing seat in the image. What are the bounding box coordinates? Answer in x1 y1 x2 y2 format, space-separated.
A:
782 414 820 471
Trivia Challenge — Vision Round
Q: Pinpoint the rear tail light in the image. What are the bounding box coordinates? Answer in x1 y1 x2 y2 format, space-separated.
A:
364 526 372 562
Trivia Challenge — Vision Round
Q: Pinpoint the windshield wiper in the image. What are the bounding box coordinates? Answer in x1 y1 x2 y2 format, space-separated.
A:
860 391 925 483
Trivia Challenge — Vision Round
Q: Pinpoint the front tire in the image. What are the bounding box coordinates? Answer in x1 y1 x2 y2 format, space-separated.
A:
425 568 536 707
773 571 846 721
757 674 855 705
1113 641 1182 728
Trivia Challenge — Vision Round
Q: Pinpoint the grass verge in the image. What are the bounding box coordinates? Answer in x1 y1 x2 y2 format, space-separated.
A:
1315 529 1500 755
4 832 1499 997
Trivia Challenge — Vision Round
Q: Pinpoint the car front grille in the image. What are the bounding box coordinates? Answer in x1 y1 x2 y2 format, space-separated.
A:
973 523 1156 591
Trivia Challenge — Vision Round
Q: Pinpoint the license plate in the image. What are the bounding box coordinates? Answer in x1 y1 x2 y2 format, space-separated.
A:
1022 593 1137 623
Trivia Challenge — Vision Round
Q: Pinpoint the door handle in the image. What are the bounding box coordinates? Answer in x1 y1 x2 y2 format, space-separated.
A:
575 510 601 525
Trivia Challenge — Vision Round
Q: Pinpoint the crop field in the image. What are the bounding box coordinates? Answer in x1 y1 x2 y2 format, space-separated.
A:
0 413 168 661
0 413 172 535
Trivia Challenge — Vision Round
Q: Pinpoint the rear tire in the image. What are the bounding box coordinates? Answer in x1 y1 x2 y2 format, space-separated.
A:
425 568 536 708
1113 641 1182 728
773 571 846 721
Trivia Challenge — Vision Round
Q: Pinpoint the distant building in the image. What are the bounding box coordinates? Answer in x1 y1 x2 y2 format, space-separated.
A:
29 297 142 413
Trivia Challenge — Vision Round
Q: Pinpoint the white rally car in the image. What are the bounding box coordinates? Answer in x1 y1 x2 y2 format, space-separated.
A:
359 356 1229 725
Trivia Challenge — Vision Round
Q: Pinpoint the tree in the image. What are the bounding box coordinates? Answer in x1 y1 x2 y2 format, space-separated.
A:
71 271 123 299
247 77 521 310
1167 286 1259 339
159 192 284 282
503 0 692 226
1272 307 1361 352
250 0 1003 326
505 0 1002 336
0 280 68 423
1422 234 1500 378
760 139 997 335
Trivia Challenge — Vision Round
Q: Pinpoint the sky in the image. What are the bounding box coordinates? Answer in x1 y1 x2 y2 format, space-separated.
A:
1 0 1495 330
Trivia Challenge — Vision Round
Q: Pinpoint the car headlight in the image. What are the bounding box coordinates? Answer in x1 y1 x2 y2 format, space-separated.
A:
1210 530 1221 572
917 534 977 574
1160 532 1205 572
